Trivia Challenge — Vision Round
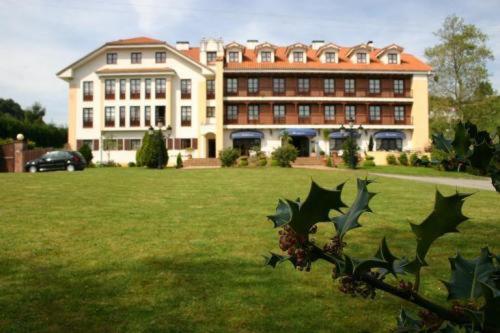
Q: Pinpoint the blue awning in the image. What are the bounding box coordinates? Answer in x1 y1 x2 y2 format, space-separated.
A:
374 131 406 140
329 131 361 139
280 128 317 137
230 130 264 140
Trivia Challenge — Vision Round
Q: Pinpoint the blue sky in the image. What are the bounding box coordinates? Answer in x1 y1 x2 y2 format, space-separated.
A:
1 0 499 125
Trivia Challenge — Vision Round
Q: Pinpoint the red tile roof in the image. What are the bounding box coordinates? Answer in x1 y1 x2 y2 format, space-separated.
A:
106 37 166 45
180 48 200 62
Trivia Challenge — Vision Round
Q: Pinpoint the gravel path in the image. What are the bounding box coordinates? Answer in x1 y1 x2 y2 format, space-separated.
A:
292 165 495 191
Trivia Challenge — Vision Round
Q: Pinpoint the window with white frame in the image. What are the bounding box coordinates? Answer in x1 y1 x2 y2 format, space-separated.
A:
273 78 285 94
226 78 238 94
325 52 336 63
226 105 238 120
345 105 356 121
388 53 398 64
248 105 259 122
369 105 381 121
207 51 217 63
298 105 310 118
369 79 381 94
324 105 335 120
130 106 140 126
273 105 285 122
82 108 93 127
228 51 239 62
293 51 304 62
261 51 272 62
394 79 404 95
356 52 367 63
181 106 192 126
248 78 259 94
345 79 355 94
324 78 335 94
297 78 310 94
394 106 405 121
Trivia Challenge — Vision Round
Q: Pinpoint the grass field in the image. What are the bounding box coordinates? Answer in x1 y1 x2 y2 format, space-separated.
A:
0 167 498 332
352 165 489 179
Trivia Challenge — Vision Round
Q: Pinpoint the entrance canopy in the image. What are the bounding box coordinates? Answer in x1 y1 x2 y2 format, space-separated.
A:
280 128 317 137
230 130 264 140
374 131 405 140
329 131 361 139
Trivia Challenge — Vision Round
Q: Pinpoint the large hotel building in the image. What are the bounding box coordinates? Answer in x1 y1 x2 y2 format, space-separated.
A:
57 37 431 165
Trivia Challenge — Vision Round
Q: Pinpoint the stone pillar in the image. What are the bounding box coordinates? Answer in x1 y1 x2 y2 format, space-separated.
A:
14 140 27 173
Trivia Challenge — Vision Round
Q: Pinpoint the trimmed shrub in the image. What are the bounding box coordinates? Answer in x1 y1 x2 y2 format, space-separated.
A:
326 156 334 168
78 143 93 164
258 158 267 167
139 130 168 168
176 152 183 169
363 155 375 168
341 136 360 169
272 145 299 167
319 150 326 156
219 147 240 167
128 161 136 167
398 152 409 166
368 135 374 152
420 155 430 167
270 159 279 167
386 154 398 165
136 131 151 167
409 153 420 166
238 156 249 167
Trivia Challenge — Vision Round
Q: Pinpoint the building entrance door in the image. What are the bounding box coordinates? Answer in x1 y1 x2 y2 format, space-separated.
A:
291 136 310 157
208 139 216 158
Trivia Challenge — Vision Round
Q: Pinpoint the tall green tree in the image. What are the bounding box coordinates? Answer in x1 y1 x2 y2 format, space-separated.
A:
425 15 494 116
24 102 46 124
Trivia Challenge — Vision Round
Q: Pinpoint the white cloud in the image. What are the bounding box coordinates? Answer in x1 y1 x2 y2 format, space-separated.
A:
128 0 196 33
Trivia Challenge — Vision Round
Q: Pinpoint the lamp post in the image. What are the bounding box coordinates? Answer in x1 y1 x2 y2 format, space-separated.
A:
339 122 364 169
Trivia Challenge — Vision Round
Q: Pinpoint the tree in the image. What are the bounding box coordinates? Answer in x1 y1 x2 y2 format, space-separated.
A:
140 130 168 169
425 15 494 116
342 136 359 169
368 135 374 152
136 132 151 167
272 145 298 167
176 152 183 169
78 143 93 164
24 102 46 124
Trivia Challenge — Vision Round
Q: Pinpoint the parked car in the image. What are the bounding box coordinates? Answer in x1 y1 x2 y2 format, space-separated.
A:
25 151 87 173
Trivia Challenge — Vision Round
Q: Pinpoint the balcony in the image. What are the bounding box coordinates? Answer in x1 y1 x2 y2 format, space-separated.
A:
181 92 191 99
105 93 115 100
83 94 93 101
181 120 192 127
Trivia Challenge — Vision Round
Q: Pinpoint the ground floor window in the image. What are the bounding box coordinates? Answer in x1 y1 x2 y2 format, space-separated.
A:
130 139 141 150
330 138 346 151
83 139 93 148
377 138 402 151
233 138 261 156
181 139 191 149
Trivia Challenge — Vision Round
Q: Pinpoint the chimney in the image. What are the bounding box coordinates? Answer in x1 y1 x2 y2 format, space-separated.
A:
311 40 325 50
246 39 259 49
176 41 190 51
367 40 374 50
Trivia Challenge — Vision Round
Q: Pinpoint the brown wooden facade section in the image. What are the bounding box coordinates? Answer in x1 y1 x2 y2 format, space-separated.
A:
224 74 413 98
223 102 412 125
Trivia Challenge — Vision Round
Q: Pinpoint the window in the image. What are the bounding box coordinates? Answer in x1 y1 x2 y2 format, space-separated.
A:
119 106 126 127
324 105 335 121
82 108 93 128
206 106 215 118
130 79 141 99
325 52 336 63
293 51 304 62
378 139 402 151
181 79 191 98
206 79 215 99
228 51 239 62
145 106 151 126
297 78 310 94
207 51 217 63
273 105 286 123
388 53 398 64
248 105 259 123
273 78 285 95
331 138 346 151
103 139 117 151
356 52 367 63
226 105 238 122
181 139 192 149
131 52 142 64
106 53 117 64
130 106 140 126
181 106 191 126
155 52 166 63
369 105 381 121
105 106 115 127
130 139 141 150
261 51 272 62
324 78 335 94
120 79 126 99
145 79 151 99
394 106 405 122
345 105 356 121
344 79 355 94
83 140 93 148
369 79 381 94
105 79 115 99
298 105 310 123
226 78 238 94
394 79 404 95
155 78 166 98
83 81 93 101
247 78 259 94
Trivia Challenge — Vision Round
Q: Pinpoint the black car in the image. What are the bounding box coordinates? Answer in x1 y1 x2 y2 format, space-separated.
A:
25 151 87 173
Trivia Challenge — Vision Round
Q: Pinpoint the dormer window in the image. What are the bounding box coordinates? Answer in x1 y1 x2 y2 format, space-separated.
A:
207 51 217 63
261 51 272 62
356 53 367 64
228 51 239 63
388 53 398 64
325 52 336 63
293 51 304 63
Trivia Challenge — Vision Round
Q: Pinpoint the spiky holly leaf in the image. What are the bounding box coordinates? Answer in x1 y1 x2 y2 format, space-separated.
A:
432 133 453 154
396 308 422 332
267 181 346 235
353 238 403 277
481 281 500 332
452 122 471 159
263 252 295 268
404 190 471 274
442 248 496 300
332 178 376 240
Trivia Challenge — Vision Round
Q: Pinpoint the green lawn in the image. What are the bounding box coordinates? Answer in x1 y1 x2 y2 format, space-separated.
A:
0 168 498 332
356 165 489 179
